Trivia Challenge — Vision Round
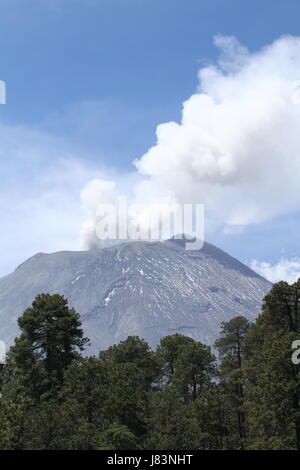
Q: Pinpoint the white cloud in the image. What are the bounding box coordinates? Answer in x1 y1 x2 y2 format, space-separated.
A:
80 35 300 247
3 34 300 271
0 121 108 276
250 258 300 284
0 99 159 276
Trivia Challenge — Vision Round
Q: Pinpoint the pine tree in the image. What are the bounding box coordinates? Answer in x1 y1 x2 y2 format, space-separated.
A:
215 316 251 449
156 334 215 402
146 387 198 450
100 336 159 447
99 335 159 388
8 293 88 399
244 280 300 449
56 357 111 450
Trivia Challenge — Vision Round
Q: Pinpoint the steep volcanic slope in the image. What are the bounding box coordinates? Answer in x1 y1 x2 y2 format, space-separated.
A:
0 239 271 354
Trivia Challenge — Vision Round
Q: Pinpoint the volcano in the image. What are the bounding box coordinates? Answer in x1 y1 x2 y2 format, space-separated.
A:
0 238 271 354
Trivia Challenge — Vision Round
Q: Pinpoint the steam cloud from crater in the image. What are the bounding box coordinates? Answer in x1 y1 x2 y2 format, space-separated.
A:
80 35 300 249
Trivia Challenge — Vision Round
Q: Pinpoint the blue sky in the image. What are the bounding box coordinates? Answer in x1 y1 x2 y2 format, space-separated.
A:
1 0 300 281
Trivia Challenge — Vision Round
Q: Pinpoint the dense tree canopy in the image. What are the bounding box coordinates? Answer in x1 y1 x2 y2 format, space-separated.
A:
0 283 299 450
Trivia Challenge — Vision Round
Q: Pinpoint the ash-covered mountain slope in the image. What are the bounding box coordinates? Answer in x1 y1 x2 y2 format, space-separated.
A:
0 238 271 354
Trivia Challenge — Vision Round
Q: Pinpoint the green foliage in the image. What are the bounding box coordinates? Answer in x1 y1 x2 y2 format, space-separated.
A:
145 386 199 450
99 337 159 445
1 281 300 450
100 424 138 450
243 280 300 449
100 335 159 388
6 294 88 400
215 316 250 449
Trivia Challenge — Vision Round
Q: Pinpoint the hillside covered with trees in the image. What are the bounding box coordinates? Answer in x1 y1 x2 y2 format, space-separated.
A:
0 280 300 450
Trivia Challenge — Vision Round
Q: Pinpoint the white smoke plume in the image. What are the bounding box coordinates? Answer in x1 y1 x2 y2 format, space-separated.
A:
80 35 300 248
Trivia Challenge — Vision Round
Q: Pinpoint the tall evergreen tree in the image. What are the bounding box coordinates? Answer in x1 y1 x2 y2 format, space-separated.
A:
244 280 300 449
156 333 215 398
7 293 88 399
215 316 251 449
100 336 159 447
100 336 159 388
